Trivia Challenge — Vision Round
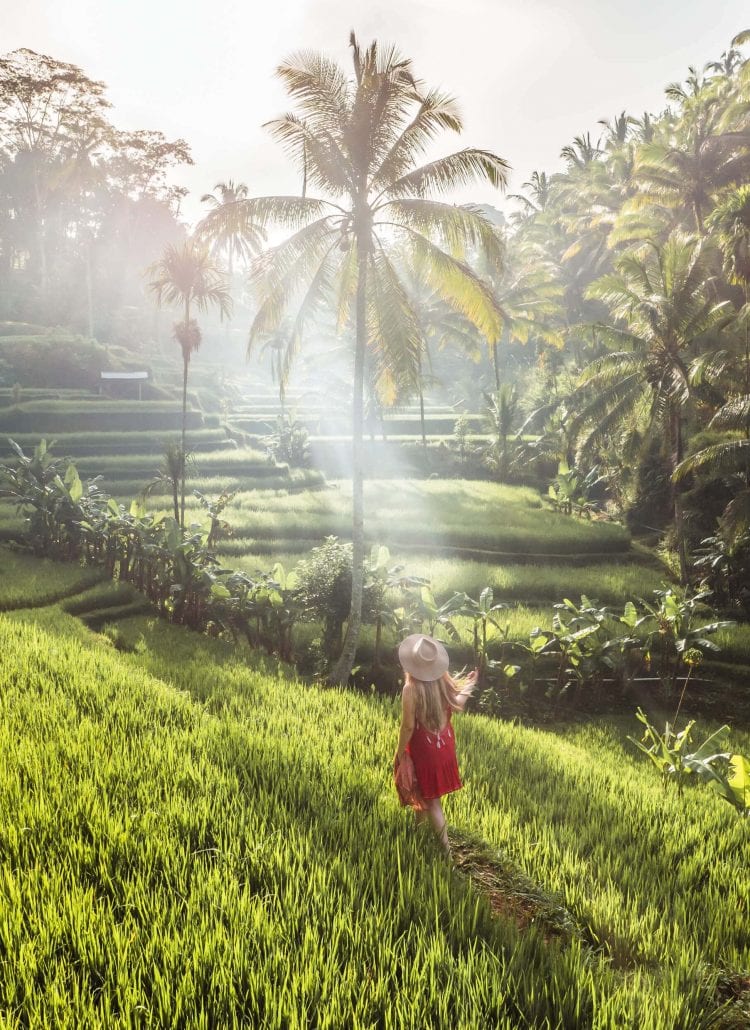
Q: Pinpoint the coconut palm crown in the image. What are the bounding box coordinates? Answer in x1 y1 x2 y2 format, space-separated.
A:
197 180 266 276
210 34 509 681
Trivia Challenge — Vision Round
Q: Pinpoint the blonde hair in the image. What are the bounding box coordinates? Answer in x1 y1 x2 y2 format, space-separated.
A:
406 671 473 732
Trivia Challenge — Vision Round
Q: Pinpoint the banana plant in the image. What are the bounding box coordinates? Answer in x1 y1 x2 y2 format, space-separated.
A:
633 588 733 697
548 596 619 698
194 488 236 549
628 708 750 816
452 587 510 682
628 708 731 795
709 754 750 817
518 628 557 697
259 562 299 661
1 438 81 555
409 586 465 642
365 545 427 666
548 461 606 517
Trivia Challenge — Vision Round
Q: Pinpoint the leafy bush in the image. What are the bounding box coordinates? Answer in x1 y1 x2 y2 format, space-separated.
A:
294 536 354 659
261 415 311 467
0 333 111 390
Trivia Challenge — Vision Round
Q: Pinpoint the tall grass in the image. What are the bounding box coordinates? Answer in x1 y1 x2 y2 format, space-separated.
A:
0 547 104 610
454 714 750 982
0 428 232 457
0 610 694 1029
0 401 213 433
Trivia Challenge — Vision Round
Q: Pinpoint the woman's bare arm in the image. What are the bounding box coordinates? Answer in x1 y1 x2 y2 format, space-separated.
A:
395 682 416 761
455 668 479 710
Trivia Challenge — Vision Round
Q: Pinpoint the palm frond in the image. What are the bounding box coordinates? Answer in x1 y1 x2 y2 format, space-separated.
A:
397 226 503 341
276 50 352 132
723 488 750 533
379 198 504 271
367 243 423 403
575 382 645 460
369 89 462 190
710 394 750 429
674 438 750 480
388 149 510 198
281 243 342 385
247 219 338 347
266 114 353 195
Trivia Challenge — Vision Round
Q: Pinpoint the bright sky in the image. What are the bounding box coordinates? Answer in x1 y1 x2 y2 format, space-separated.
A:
4 0 749 224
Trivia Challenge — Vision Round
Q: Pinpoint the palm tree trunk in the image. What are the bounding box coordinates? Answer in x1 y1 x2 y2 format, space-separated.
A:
418 349 426 450
181 353 188 530
669 405 689 584
745 282 749 489
32 164 48 300
85 243 94 340
493 343 501 392
180 297 190 530
330 242 368 685
418 344 428 449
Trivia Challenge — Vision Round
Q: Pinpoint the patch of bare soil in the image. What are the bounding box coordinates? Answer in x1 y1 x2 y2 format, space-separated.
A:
448 832 578 944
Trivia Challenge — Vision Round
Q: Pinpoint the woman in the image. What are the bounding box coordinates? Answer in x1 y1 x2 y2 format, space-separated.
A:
394 633 478 853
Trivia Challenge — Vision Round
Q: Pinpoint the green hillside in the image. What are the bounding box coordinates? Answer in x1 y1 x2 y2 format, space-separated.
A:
0 553 747 1027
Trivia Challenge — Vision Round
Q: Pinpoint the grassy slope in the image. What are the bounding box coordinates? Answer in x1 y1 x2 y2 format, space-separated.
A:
200 480 632 557
0 549 105 610
0 558 748 1027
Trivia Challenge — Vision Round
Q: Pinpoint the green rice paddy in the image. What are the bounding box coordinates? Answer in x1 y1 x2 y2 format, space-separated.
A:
0 560 747 1027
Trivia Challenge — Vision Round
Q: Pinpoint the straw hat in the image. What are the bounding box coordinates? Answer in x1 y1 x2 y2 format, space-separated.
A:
398 634 449 681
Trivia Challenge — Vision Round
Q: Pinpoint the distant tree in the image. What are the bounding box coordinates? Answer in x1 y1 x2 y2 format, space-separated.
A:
483 384 519 481
147 240 231 527
0 48 111 300
675 184 750 527
105 128 193 210
629 92 750 235
0 48 192 333
197 181 265 277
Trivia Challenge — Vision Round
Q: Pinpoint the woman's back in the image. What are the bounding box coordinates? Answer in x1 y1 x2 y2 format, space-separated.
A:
412 676 460 733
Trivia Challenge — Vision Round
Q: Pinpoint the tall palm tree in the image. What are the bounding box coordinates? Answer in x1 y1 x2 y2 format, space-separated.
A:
560 132 602 170
677 185 750 509
709 183 750 394
627 90 750 235
479 244 564 388
196 181 265 347
483 383 519 481
147 239 231 528
197 180 265 278
572 233 732 580
211 35 508 681
508 171 553 224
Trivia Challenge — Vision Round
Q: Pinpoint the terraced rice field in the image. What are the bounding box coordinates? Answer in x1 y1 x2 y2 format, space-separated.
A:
0 557 747 1027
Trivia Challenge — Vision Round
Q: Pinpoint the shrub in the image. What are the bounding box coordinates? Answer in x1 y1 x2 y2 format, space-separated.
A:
294 536 353 659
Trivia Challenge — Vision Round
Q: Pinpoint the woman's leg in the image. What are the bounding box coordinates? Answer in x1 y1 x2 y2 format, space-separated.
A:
425 797 450 853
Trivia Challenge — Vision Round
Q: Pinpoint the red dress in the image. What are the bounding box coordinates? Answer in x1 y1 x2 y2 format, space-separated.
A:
406 712 462 801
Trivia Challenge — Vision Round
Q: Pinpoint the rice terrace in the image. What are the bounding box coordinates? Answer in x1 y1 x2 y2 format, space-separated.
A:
1 3 750 1028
